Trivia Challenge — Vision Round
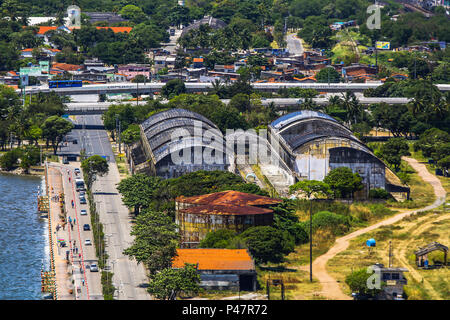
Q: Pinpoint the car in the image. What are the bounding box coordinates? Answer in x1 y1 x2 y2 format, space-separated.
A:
83 224 90 231
90 264 99 272
80 209 87 216
79 190 85 196
79 197 87 204
73 139 78 144
84 239 92 246
74 168 81 174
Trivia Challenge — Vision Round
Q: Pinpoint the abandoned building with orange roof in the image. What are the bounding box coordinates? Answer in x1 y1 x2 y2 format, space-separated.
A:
175 190 281 247
172 248 257 291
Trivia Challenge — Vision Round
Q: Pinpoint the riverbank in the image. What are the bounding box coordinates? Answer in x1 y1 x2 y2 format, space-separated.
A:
0 166 45 176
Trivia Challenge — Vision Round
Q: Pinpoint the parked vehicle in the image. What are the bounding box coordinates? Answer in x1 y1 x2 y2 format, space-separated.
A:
83 224 90 231
79 197 87 204
84 239 92 246
80 209 87 216
90 264 99 272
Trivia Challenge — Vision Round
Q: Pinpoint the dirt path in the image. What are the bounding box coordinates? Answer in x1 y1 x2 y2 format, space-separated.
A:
394 213 449 300
301 157 447 300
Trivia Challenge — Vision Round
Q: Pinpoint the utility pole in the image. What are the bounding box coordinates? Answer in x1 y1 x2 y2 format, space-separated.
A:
118 119 121 154
389 241 393 268
309 198 313 282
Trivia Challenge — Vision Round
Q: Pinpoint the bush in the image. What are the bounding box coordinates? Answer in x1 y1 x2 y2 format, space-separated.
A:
240 226 295 264
199 229 237 248
368 188 390 199
311 211 350 235
0 149 22 170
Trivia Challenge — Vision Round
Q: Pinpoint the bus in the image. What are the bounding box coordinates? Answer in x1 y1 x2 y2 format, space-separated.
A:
75 178 85 191
48 80 83 88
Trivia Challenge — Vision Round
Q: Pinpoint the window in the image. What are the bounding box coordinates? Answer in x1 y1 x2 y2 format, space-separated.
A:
391 273 400 280
382 273 391 280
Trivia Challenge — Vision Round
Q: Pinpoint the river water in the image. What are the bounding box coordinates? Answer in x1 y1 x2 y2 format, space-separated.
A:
0 173 49 300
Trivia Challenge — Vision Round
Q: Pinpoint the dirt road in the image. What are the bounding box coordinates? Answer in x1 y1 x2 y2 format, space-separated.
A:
302 157 447 300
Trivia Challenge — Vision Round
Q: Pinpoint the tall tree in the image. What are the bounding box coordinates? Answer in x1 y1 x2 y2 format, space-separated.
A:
124 210 179 275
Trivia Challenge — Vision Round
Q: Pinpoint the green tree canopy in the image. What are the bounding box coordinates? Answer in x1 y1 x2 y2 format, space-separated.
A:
240 226 295 264
380 138 410 171
323 167 364 199
147 263 201 300
124 210 179 275
116 173 163 215
40 116 74 155
81 155 109 189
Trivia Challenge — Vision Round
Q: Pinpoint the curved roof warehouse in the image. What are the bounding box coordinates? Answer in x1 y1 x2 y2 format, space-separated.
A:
129 108 233 178
269 110 409 199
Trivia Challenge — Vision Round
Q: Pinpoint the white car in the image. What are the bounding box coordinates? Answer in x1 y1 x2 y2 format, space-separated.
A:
90 264 99 272
80 209 87 216
84 239 92 246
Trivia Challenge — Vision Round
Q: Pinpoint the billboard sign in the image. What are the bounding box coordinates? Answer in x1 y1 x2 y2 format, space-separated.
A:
376 41 390 50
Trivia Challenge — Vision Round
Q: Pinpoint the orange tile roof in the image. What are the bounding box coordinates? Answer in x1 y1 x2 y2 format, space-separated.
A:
51 62 81 71
172 249 255 271
22 48 34 52
224 65 234 69
294 76 316 82
37 26 58 35
176 190 281 207
193 58 204 63
95 27 132 33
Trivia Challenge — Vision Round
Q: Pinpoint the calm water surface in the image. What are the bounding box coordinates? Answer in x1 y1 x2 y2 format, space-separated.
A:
0 173 48 300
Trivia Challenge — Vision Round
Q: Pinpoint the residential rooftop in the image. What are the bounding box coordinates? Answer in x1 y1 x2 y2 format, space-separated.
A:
176 190 282 207
172 249 255 271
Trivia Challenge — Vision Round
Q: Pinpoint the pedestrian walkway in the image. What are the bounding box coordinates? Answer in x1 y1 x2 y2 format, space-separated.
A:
48 166 74 300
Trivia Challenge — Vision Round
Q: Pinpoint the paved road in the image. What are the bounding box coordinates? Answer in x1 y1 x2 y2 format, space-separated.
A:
286 33 304 56
300 156 447 300
60 115 150 300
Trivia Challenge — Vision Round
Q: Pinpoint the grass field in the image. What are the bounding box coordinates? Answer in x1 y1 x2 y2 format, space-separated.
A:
325 150 449 300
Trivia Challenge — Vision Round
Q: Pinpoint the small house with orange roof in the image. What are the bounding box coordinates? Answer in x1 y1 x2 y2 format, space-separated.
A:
172 248 257 291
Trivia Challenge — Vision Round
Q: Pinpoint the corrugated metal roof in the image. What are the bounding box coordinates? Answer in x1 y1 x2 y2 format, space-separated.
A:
180 204 273 216
176 190 281 207
141 108 217 132
270 110 337 131
172 249 255 271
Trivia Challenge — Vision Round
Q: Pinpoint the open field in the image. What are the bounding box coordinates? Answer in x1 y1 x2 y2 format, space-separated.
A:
326 209 449 299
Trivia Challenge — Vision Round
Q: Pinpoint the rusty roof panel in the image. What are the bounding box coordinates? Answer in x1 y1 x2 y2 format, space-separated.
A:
180 204 273 216
172 249 255 271
176 190 282 207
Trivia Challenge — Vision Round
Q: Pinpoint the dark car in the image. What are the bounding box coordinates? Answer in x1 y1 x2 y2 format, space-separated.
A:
79 197 87 204
83 224 90 231
73 139 78 144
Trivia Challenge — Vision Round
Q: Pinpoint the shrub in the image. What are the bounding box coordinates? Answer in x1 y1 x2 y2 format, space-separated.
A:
240 226 295 264
368 188 390 199
199 229 237 248
0 149 22 170
311 211 351 235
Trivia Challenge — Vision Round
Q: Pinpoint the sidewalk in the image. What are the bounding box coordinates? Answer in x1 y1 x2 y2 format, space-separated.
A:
47 166 74 300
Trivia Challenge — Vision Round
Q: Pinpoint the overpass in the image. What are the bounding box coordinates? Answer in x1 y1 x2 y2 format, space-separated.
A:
65 97 411 115
23 82 450 96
